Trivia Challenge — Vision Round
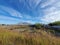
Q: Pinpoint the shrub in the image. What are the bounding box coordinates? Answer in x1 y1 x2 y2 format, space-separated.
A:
34 23 43 29
48 21 60 26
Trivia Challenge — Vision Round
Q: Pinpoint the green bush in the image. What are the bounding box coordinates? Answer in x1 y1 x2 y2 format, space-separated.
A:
48 21 60 26
34 23 43 29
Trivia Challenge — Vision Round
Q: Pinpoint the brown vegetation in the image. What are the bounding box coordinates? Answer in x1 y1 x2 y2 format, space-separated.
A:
0 25 60 45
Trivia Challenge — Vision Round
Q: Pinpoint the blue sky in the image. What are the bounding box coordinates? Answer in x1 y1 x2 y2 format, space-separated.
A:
0 0 60 24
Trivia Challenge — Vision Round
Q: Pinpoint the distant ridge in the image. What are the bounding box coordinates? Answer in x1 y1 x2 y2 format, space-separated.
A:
17 22 31 25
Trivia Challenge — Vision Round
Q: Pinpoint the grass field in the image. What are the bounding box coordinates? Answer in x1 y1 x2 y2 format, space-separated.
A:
0 25 60 45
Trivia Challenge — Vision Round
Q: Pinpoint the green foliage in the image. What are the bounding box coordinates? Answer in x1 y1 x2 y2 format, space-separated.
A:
49 21 60 26
47 29 55 34
2 24 5 26
34 23 43 29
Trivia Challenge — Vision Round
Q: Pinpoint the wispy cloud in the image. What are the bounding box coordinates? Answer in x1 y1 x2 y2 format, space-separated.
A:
40 0 60 24
26 0 41 9
0 5 36 23
41 12 60 24
0 0 60 24
40 0 58 8
0 15 20 21
0 5 22 18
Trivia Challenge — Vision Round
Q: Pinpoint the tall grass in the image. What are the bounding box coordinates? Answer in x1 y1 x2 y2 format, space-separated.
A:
0 28 60 45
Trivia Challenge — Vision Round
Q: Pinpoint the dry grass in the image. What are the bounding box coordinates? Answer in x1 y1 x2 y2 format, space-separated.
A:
0 27 60 45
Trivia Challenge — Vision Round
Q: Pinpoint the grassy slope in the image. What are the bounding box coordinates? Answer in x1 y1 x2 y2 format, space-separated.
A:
0 26 60 45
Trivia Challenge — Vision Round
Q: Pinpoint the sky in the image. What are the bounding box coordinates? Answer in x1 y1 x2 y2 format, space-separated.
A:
0 0 60 24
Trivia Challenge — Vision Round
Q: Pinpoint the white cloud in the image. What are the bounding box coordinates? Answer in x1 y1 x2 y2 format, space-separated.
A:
0 5 35 20
23 20 35 24
26 0 41 9
40 0 60 24
41 9 60 24
53 1 60 8
1 0 60 24
41 13 60 23
41 0 58 8
43 7 57 15
0 15 20 21
0 6 22 18
32 0 41 7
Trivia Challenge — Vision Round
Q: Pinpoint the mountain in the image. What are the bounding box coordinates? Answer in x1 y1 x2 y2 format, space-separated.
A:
17 22 31 25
